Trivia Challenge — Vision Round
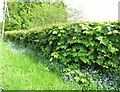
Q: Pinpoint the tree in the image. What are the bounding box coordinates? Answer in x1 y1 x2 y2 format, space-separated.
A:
5 0 68 31
67 7 83 21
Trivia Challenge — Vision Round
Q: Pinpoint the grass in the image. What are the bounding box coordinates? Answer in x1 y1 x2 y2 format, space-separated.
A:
0 38 80 90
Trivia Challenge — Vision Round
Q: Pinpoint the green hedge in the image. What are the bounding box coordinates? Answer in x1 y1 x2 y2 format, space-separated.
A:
4 21 120 70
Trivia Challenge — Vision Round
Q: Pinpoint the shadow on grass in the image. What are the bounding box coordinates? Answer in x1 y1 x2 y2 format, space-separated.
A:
1 39 81 90
5 40 65 81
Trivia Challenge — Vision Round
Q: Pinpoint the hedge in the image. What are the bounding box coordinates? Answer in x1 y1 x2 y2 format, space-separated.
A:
4 21 120 70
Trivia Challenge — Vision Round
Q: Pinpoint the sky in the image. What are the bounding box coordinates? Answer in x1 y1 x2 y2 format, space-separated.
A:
0 0 119 22
64 0 119 21
0 0 4 22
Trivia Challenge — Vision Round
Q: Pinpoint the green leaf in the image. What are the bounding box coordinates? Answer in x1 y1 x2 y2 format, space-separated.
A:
81 39 90 47
49 57 53 62
81 78 86 83
80 47 86 52
58 34 61 37
59 45 67 49
72 36 77 39
96 36 103 41
74 25 82 32
78 51 85 57
52 31 57 34
49 41 52 45
96 56 104 65
58 27 63 29
89 55 94 60
72 52 78 57
108 30 120 35
51 52 59 58
106 26 111 31
108 44 118 53
79 24 88 30
74 76 80 82
66 72 71 76
80 57 89 63
76 71 84 76
34 39 39 42
72 48 76 51
96 36 109 45
60 30 65 33
71 71 75 74
63 53 67 57
90 41 94 46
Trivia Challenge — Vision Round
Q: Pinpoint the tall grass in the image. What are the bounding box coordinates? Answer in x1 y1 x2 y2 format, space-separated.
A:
0 38 80 90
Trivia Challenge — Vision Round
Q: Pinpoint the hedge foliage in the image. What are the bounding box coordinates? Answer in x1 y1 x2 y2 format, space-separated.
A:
4 21 120 69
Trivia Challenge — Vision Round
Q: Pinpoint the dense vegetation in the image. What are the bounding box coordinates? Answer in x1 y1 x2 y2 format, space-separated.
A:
5 0 68 30
5 0 81 31
0 37 80 90
2 0 120 90
4 21 120 90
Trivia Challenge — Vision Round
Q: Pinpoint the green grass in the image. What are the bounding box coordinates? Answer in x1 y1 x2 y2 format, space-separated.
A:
0 38 80 90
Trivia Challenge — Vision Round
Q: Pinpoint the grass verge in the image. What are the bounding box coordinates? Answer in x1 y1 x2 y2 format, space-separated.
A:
0 38 80 90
